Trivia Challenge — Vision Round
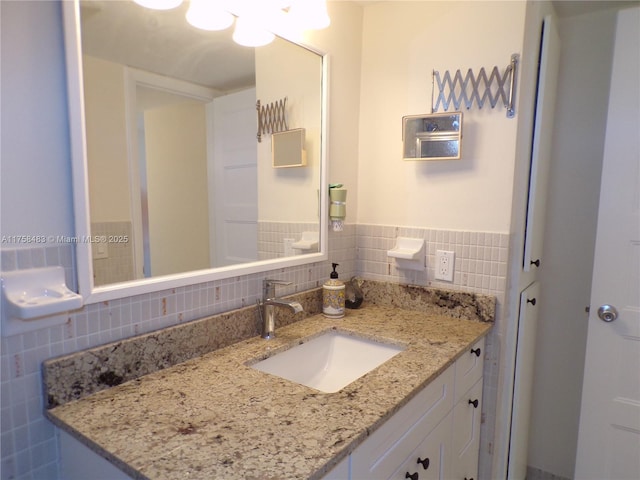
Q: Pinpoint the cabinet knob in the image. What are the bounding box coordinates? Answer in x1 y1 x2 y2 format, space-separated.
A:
405 472 418 480
468 398 479 408
470 347 481 357
527 297 537 306
417 457 429 469
530 259 540 267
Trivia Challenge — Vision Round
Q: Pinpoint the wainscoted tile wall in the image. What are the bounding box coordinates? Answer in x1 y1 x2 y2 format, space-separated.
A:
91 222 134 287
356 224 508 297
257 221 320 260
1 223 506 480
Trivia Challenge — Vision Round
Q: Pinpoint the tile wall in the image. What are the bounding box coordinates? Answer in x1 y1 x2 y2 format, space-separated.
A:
91 222 134 287
0 223 506 480
257 221 320 260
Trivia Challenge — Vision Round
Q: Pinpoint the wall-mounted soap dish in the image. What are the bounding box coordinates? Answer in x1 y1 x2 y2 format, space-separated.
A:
292 231 319 252
387 237 426 271
1 266 83 336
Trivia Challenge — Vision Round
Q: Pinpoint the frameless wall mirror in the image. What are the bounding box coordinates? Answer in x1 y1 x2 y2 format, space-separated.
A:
402 112 463 160
62 0 327 303
272 129 307 168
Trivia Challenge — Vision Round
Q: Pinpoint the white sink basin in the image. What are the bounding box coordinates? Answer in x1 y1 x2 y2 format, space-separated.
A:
250 331 404 393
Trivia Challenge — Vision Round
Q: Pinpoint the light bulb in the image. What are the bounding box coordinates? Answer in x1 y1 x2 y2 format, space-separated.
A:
186 0 234 31
232 16 275 47
133 0 183 10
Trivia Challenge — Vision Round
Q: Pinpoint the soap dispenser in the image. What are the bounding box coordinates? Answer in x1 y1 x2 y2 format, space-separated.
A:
323 263 345 318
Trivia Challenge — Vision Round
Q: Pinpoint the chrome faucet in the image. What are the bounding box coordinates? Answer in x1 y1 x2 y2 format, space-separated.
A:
260 279 304 339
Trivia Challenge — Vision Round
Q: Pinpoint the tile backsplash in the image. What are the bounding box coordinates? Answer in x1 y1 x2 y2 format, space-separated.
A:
356 224 508 297
0 223 507 480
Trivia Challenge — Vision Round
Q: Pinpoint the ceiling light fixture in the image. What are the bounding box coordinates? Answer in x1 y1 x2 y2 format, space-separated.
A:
132 0 330 47
185 0 234 31
133 0 183 11
232 15 276 47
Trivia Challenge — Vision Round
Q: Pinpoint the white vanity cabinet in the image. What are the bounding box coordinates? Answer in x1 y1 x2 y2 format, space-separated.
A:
342 337 485 480
452 378 483 480
389 410 453 480
452 337 485 480
350 364 455 479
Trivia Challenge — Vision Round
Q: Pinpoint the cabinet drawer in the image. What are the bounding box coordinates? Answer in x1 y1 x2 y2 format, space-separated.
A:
452 378 483 480
351 364 454 479
454 337 485 404
390 411 452 480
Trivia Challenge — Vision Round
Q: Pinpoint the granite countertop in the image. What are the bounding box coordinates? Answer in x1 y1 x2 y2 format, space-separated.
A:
45 303 492 480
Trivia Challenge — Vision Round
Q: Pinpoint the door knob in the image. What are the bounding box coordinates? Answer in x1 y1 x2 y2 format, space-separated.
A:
597 304 618 322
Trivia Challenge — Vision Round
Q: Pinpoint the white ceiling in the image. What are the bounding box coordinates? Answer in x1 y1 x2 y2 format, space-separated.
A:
80 0 638 93
79 0 256 92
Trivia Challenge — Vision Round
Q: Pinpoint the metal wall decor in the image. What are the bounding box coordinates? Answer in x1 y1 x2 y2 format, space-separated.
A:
432 53 519 118
256 97 288 142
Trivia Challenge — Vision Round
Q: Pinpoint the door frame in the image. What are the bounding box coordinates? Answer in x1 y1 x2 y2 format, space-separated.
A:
123 68 217 277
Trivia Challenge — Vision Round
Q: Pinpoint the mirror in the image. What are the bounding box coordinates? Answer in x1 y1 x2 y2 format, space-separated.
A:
402 112 463 160
63 0 328 303
272 129 307 168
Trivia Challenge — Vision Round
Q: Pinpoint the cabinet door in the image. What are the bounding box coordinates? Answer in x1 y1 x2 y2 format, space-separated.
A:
522 15 561 274
390 411 452 480
454 337 484 404
452 378 483 480
351 365 454 479
507 281 540 479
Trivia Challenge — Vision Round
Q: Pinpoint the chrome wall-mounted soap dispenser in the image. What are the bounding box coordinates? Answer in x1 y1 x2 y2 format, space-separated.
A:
323 263 345 318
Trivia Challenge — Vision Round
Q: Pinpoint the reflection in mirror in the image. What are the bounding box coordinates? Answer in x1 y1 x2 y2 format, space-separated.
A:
272 129 307 168
72 0 325 292
402 112 463 161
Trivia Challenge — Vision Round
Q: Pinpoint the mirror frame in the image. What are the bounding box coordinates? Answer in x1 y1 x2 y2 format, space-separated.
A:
62 0 328 303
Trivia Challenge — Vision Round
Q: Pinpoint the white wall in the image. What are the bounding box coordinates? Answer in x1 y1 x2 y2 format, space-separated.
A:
356 1 526 232
83 56 131 223
256 37 322 223
0 0 75 239
144 102 211 276
306 2 364 223
527 7 619 479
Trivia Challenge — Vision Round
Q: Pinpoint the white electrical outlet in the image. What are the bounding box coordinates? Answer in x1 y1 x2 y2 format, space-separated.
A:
435 250 455 281
284 238 295 256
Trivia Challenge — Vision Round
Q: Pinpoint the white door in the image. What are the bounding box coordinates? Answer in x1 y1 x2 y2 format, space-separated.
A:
209 88 258 267
574 7 640 479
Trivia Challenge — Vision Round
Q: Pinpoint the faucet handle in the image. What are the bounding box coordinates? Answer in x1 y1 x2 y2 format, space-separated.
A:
264 279 292 287
263 279 292 299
